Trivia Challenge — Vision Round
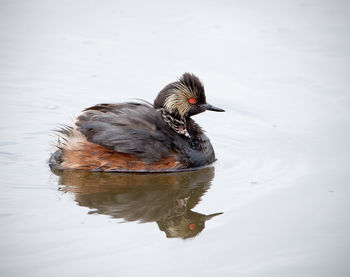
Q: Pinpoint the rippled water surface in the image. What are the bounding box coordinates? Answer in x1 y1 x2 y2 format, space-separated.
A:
1 0 350 276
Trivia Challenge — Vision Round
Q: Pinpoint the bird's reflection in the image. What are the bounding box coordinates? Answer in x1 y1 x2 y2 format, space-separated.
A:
52 167 222 239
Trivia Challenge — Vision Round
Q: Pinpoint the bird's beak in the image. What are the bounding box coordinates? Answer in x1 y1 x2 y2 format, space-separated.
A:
203 212 223 222
202 103 225 112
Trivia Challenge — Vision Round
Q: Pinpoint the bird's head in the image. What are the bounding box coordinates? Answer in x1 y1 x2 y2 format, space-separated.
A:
154 73 225 119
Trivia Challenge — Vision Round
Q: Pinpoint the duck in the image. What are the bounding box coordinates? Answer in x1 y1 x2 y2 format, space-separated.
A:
49 73 225 172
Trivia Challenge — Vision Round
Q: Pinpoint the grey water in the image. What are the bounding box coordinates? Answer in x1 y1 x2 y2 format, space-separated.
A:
1 0 350 276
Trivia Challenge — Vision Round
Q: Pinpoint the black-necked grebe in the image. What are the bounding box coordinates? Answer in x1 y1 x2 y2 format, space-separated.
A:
49 73 225 172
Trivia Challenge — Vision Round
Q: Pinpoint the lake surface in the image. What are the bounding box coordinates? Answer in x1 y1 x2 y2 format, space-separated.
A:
1 0 349 276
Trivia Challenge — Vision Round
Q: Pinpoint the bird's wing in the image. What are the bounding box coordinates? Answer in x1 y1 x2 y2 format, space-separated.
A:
75 102 173 163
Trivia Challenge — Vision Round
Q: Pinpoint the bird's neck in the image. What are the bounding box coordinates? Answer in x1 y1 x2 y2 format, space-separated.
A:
159 108 191 138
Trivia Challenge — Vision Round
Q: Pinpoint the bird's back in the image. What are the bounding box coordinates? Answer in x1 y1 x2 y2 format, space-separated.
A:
50 101 216 172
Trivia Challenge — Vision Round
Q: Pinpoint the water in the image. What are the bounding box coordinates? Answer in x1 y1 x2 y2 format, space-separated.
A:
1 0 350 276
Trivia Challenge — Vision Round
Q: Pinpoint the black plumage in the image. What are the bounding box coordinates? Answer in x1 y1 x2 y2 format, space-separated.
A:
49 73 224 172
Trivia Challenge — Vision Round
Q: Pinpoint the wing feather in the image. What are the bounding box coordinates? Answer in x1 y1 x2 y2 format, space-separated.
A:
75 102 173 163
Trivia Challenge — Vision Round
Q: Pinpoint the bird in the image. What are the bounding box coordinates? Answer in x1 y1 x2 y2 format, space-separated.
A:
49 73 225 172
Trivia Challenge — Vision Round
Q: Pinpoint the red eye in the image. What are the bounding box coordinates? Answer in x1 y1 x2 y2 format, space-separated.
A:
189 224 196 231
189 98 196 104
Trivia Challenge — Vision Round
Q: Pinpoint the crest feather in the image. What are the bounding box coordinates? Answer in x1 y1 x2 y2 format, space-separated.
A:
164 73 204 117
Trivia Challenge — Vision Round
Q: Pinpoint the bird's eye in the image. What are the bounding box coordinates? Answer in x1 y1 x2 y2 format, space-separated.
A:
189 98 196 104
189 223 196 231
